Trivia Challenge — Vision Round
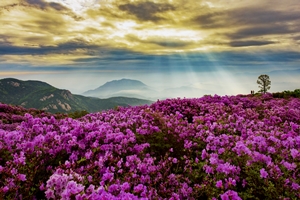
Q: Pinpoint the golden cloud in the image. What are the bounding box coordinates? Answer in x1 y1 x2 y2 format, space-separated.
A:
0 0 300 66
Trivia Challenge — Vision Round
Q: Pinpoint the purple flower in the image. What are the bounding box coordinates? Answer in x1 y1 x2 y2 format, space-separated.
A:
209 157 218 165
220 190 242 200
87 175 92 183
11 168 17 175
39 183 45 191
45 189 55 199
218 148 225 154
108 184 120 194
121 182 130 192
102 172 114 182
291 182 300 190
226 178 236 187
290 149 298 159
184 140 193 149
216 180 223 188
260 168 268 179
18 174 26 181
267 147 276 154
172 158 178 164
201 149 208 160
2 186 9 193
204 165 214 174
170 193 180 200
134 184 145 193
282 161 297 171
85 150 93 160
242 179 247 188
65 161 71 168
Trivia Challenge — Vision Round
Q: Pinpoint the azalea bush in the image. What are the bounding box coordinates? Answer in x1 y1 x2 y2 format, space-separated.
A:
0 94 300 199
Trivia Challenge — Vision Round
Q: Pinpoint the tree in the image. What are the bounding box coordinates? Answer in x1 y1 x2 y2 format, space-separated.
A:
257 74 271 93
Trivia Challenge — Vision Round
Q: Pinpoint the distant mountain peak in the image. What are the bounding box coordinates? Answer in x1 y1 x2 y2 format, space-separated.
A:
83 78 148 97
103 78 147 86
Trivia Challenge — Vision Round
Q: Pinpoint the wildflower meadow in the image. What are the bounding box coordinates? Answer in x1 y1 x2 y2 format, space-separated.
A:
0 93 300 199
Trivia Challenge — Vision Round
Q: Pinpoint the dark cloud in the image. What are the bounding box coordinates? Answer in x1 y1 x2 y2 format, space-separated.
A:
230 7 300 25
2 45 300 74
0 1 81 20
191 10 227 29
0 40 100 55
293 35 300 41
229 40 276 47
226 25 295 39
188 5 300 48
30 17 68 35
118 1 175 22
24 0 67 11
125 34 191 48
0 3 19 13
152 41 190 48
191 5 300 34
74 50 300 69
20 0 82 20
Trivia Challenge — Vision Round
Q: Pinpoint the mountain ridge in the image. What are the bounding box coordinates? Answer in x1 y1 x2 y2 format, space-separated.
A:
0 78 153 113
83 78 208 100
83 78 153 98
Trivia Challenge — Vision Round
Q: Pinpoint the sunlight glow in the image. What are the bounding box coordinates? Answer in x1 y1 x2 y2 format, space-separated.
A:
46 0 102 13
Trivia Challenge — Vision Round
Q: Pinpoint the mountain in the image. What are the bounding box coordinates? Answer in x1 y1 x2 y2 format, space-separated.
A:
82 79 214 100
83 78 156 99
0 78 153 113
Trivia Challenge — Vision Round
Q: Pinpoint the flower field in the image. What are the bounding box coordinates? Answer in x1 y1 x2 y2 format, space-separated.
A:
0 94 300 199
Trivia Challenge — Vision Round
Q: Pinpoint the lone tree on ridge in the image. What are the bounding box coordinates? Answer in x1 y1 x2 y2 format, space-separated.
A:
257 74 271 93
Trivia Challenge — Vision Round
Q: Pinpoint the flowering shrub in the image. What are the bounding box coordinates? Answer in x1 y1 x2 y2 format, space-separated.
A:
0 94 300 199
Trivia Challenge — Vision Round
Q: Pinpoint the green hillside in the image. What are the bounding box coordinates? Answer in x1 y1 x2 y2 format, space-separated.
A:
0 78 153 113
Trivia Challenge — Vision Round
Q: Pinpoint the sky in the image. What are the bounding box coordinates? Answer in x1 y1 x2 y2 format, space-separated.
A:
0 0 300 98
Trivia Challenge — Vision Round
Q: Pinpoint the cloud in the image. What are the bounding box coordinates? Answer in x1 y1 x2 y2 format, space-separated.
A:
71 50 300 71
190 3 300 28
0 40 100 55
125 34 191 48
118 1 175 22
24 0 67 11
229 6 300 25
226 25 297 40
1 47 300 76
191 9 227 29
189 3 300 44
1 0 300 67
0 0 81 20
293 35 300 41
229 40 276 47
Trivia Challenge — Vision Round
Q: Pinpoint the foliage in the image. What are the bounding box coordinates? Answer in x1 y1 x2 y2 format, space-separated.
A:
257 75 271 93
0 95 300 199
67 110 89 119
273 89 300 98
